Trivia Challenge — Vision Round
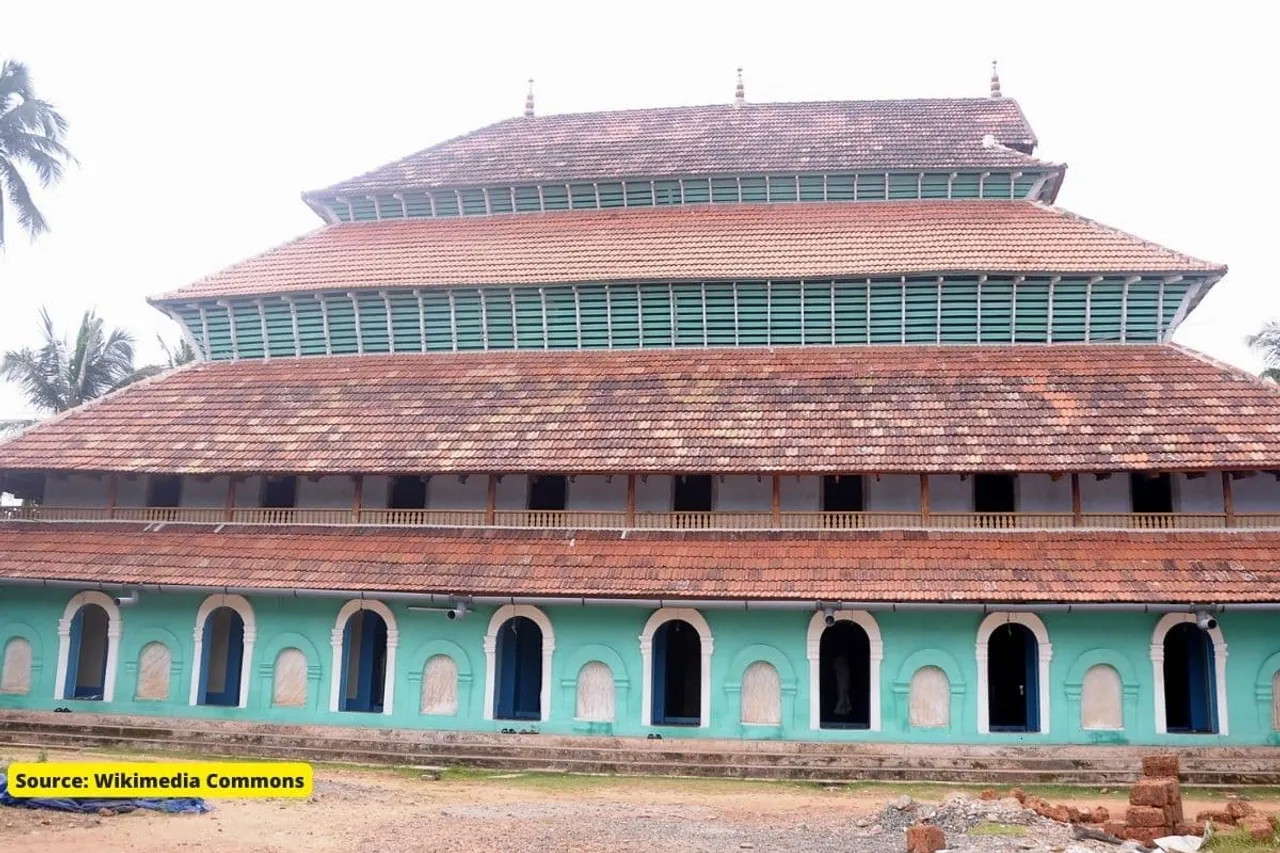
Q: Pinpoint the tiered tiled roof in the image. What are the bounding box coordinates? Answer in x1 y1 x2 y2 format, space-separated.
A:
156 202 1223 302
0 523 1276 603
305 99 1048 198
1 345 1276 475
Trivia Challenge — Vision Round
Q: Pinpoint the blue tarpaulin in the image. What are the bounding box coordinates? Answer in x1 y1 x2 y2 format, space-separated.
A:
0 773 209 814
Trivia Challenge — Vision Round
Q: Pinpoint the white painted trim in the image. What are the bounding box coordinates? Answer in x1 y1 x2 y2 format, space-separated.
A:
805 610 884 731
975 612 1052 735
1151 613 1229 735
639 608 713 728
55 591 122 702
329 599 399 716
190 594 256 709
484 605 555 722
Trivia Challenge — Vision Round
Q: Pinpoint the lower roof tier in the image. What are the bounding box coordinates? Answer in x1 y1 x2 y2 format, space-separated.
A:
1 344 1278 476
1 522 1278 604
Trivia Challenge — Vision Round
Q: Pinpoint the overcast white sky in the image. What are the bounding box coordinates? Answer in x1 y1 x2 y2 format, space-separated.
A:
1 2 1276 420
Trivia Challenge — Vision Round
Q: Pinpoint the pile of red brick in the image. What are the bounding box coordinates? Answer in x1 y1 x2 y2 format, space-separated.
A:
1100 754 1189 846
1195 798 1277 841
1000 788 1109 825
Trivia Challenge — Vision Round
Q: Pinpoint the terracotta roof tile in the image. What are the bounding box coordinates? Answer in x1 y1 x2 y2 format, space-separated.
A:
0 523 1276 603
0 344 1276 475
157 203 1223 302
307 99 1046 196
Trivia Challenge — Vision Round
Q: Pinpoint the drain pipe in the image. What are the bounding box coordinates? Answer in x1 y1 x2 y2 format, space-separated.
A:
113 589 140 607
0 577 1262 613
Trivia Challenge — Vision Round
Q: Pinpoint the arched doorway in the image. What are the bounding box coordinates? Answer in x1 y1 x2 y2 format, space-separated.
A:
339 609 389 713
198 606 246 707
494 616 543 721
819 621 871 728
65 603 110 700
652 619 701 726
987 622 1039 732
1163 623 1218 733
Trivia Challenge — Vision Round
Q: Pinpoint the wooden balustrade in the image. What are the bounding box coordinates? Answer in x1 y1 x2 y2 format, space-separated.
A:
5 505 1280 532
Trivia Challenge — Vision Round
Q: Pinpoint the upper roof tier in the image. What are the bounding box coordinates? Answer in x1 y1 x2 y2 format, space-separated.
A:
155 202 1222 303
303 99 1050 207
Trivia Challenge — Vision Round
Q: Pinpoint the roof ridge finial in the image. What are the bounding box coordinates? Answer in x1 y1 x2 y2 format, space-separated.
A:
524 78 535 118
989 60 1002 99
734 67 745 106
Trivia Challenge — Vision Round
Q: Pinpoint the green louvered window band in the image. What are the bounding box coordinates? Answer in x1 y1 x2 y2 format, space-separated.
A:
317 170 1053 222
178 276 1198 361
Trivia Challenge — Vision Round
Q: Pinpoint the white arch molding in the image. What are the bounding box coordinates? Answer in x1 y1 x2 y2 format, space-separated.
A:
189 594 257 709
1150 613 1229 736
329 599 399 715
640 608 714 728
975 612 1052 735
54 591 123 702
806 610 884 731
483 605 555 722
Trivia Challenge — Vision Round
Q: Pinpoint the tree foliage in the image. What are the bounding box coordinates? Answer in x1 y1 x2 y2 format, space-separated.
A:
2 307 141 423
0 59 75 248
1246 320 1280 383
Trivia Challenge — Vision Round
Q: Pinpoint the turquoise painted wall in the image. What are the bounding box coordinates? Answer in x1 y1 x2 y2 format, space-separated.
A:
2 587 1278 746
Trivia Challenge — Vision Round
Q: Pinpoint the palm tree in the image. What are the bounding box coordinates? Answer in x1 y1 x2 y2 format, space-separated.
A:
158 334 197 368
1 307 141 431
0 59 75 248
1246 321 1280 382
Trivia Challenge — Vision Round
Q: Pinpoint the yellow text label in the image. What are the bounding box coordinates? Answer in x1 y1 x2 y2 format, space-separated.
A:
6 761 313 798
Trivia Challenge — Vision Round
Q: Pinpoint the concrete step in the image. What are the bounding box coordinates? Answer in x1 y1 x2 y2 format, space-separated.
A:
2 713 1278 785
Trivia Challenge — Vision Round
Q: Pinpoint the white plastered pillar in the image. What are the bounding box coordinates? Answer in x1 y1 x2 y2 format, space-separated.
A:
1151 613 1228 735
329 599 399 715
806 610 884 732
640 608 714 728
190 594 256 709
975 612 1052 735
54 591 122 703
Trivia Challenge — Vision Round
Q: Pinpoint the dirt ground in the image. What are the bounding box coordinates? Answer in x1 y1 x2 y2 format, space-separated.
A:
2 746 1278 853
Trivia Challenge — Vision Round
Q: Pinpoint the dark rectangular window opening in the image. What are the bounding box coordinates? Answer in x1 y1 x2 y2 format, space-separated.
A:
822 475 864 512
1131 472 1173 513
974 474 1016 513
262 475 298 508
389 475 428 509
528 475 568 511
673 475 714 512
146 475 182 508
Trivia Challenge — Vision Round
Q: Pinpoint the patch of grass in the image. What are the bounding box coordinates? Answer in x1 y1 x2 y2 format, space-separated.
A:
1205 828 1280 853
36 749 47 763
969 823 1027 837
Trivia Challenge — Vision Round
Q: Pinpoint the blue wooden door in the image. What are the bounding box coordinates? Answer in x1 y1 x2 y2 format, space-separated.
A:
652 622 668 724
64 608 83 699
199 609 244 707
1024 629 1040 733
495 622 517 719
342 612 386 713
495 617 541 721
513 619 542 720
1186 629 1213 733
363 613 387 713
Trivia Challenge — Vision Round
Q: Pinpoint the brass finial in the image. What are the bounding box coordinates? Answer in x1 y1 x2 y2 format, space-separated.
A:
524 78 535 117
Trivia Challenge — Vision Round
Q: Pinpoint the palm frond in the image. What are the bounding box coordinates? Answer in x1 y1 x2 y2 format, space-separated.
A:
2 306 143 415
0 158 48 237
0 59 74 247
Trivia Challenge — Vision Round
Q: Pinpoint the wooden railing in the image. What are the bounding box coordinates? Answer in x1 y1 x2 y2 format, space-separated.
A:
4 504 1280 531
